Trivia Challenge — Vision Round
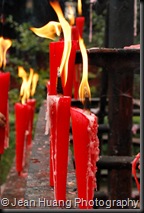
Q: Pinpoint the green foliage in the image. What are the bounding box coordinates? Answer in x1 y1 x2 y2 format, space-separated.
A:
5 15 51 112
6 15 50 73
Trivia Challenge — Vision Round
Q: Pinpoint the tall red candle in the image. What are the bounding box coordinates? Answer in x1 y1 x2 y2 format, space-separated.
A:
48 95 71 201
71 107 99 209
75 16 85 38
49 40 77 96
0 71 10 154
15 103 31 173
71 26 79 44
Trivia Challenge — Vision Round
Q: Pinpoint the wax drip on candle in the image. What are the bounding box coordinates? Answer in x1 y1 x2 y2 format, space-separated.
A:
56 68 63 95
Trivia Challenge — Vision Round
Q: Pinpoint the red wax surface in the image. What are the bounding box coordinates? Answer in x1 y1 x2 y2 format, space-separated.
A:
49 41 77 97
48 95 71 201
63 40 77 96
71 107 99 209
26 99 36 146
15 103 31 173
75 16 85 38
71 26 79 43
0 71 10 154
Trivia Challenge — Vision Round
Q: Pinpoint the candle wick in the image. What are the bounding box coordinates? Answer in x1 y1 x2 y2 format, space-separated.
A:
56 68 63 95
83 88 91 113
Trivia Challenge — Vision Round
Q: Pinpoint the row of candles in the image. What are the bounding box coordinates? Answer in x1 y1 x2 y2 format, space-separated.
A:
0 36 39 177
15 66 39 176
0 36 12 154
31 0 99 209
0 0 99 209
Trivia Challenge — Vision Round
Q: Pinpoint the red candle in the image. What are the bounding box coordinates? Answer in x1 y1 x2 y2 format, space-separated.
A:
26 99 36 148
71 26 79 43
48 95 71 201
15 103 31 174
0 71 10 154
49 40 77 96
71 107 99 209
63 40 77 96
49 41 62 95
76 16 85 38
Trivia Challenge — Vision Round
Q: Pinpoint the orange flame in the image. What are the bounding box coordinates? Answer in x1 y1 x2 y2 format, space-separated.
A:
78 36 91 103
77 0 82 16
50 0 72 86
18 67 39 104
67 4 75 26
30 21 62 40
0 36 12 69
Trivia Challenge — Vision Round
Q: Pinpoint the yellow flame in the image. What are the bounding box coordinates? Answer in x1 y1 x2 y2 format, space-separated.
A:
27 68 34 98
78 36 91 103
0 36 12 68
30 21 62 40
67 5 75 26
77 0 82 16
18 66 28 104
31 73 39 97
50 0 72 86
18 67 38 104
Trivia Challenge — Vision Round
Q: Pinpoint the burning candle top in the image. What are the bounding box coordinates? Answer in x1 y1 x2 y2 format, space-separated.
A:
18 66 39 104
70 35 99 209
76 0 85 38
15 66 39 174
30 0 74 94
0 36 12 154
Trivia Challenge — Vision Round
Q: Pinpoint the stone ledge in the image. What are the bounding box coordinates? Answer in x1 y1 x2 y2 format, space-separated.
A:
24 101 77 209
1 148 30 209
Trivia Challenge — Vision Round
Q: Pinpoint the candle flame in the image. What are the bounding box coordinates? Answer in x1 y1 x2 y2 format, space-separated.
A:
77 0 82 16
67 5 75 26
18 66 39 104
50 0 72 86
18 66 28 104
27 68 34 99
30 21 62 40
78 36 91 103
31 73 39 97
0 36 12 69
